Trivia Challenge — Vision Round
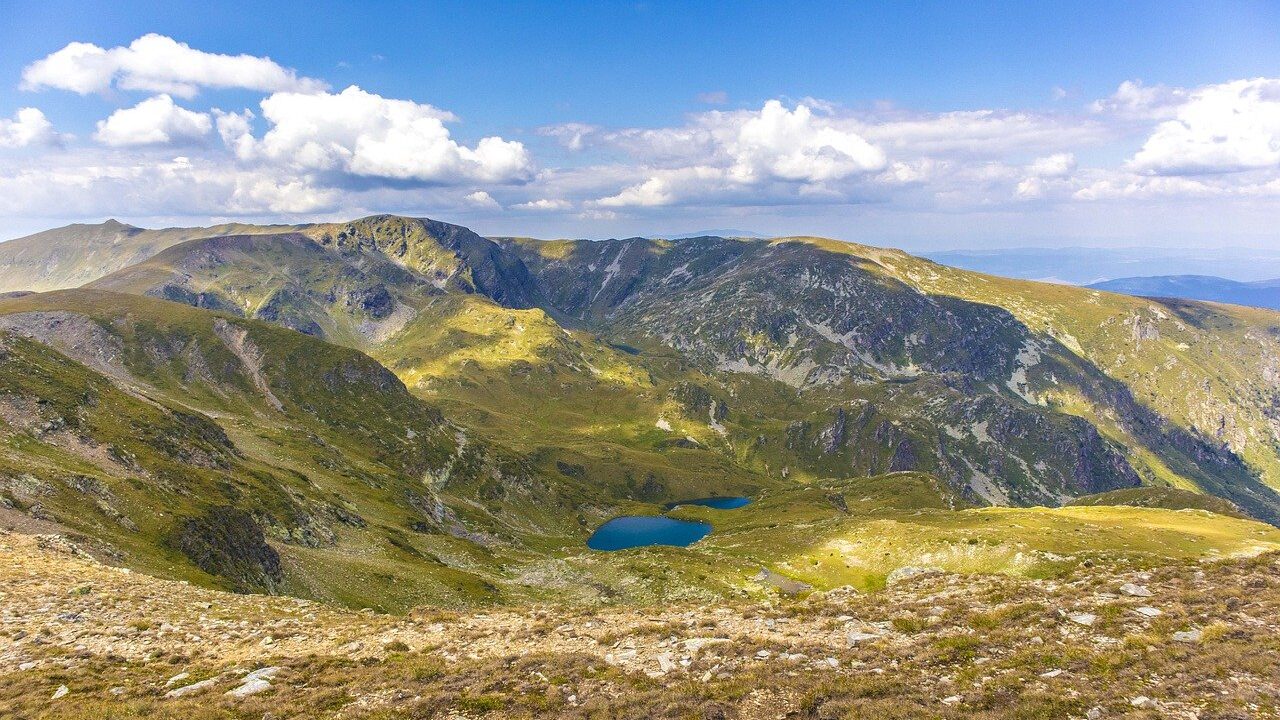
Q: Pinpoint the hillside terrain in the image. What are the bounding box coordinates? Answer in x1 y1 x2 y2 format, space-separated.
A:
1089 274 1280 312
3 529 1280 718
1 214 1280 611
0 220 303 294
4 214 1280 714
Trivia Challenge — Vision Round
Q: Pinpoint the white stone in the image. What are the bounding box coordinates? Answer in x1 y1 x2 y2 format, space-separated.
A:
846 630 880 645
1068 613 1097 627
225 679 271 697
1172 629 1202 643
165 677 220 698
941 695 962 706
1039 669 1062 678
1120 583 1153 598
1133 607 1162 618
51 685 68 700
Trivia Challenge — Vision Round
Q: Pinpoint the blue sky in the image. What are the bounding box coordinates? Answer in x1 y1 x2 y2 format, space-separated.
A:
1 1 1279 249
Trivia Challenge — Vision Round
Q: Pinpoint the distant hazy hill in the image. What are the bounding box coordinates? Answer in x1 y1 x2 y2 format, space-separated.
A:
656 229 767 239
927 246 1280 285
0 219 300 293
1088 275 1280 311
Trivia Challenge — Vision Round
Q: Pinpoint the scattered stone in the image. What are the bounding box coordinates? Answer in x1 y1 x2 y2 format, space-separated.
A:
1039 669 1063 678
846 630 880 645
941 695 963 706
225 668 281 698
1130 696 1158 709
51 685 69 700
886 566 943 586
1086 707 1104 719
753 568 812 596
1173 629 1203 643
226 679 272 697
1068 613 1097 627
164 672 190 687
1120 583 1153 598
1134 606 1162 618
165 677 220 698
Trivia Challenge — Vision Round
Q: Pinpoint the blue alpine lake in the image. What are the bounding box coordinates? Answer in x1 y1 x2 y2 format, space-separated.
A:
665 496 752 510
588 496 751 551
586 516 712 551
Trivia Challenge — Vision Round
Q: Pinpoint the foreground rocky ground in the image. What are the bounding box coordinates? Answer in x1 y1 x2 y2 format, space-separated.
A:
1 529 1279 719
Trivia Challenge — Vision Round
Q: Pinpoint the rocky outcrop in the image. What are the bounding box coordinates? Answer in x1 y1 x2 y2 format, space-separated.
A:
169 506 282 592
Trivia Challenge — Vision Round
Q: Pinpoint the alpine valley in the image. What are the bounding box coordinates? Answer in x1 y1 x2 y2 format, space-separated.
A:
4 215 1280 717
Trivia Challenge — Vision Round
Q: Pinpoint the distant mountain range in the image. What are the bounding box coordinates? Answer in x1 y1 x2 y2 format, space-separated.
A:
1088 275 1280 311
926 246 1280 285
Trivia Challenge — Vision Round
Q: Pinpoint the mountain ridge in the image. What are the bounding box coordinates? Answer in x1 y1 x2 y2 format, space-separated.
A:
4 214 1280 613
1088 274 1280 311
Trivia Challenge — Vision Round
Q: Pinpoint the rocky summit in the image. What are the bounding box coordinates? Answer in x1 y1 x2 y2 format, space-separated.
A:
1 215 1280 717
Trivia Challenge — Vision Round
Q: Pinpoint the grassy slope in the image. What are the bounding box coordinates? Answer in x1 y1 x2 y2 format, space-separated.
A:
0 290 560 610
0 220 305 293
6 219 1280 611
739 238 1280 504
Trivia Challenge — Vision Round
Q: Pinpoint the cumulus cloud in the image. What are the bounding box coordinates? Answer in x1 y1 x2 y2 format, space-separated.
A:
464 190 500 209
21 34 326 98
1090 80 1188 120
7 29 1280 238
539 122 598 152
229 86 532 185
94 95 213 147
0 108 61 148
1128 78 1280 175
1028 153 1076 178
514 198 572 211
729 101 885 183
588 101 885 208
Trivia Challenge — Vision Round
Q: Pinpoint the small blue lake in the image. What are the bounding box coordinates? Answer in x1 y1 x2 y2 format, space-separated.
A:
588 496 751 551
587 516 712 551
665 496 752 510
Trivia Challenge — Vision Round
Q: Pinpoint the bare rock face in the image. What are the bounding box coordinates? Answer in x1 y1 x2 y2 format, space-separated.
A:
169 506 282 593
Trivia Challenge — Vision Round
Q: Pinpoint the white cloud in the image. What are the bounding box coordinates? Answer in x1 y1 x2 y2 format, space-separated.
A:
1128 78 1280 175
21 34 326 98
514 198 572 211
1090 80 1187 120
94 95 213 147
233 86 532 184
587 101 885 208
861 110 1108 157
539 122 598 152
0 108 60 148
464 190 500 209
1028 153 1076 178
1073 174 1225 201
729 101 885 183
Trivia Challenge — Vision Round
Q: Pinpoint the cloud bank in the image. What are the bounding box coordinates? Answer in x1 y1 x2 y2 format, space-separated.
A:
3 34 1280 244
